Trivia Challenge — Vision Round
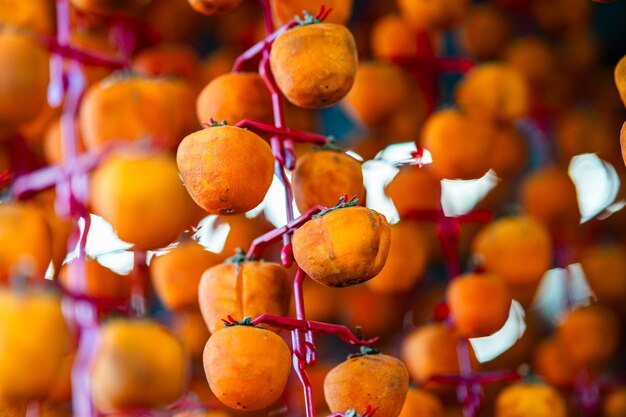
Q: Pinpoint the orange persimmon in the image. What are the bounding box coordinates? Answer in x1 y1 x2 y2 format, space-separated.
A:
462 4 511 60
447 273 512 338
616 54 626 108
401 323 478 384
343 61 416 128
324 349 409 417
385 166 441 217
0 289 71 402
421 109 497 180
171 309 211 360
176 126 275 215
150 240 222 310
90 152 194 250
292 149 365 213
489 124 528 180
196 72 273 126
532 338 575 388
188 0 243 15
43 119 87 165
80 75 184 150
371 14 418 59
59 258 130 299
340 286 405 340
70 0 152 14
520 166 580 233
91 319 187 412
580 244 626 307
132 43 200 81
203 324 291 410
0 201 52 283
367 221 430 294
0 0 55 34
456 63 529 123
398 388 444 417
397 0 470 31
198 260 291 333
495 383 567 417
0 33 49 129
605 389 626 417
472 216 552 289
292 206 391 287
556 305 619 373
270 22 358 108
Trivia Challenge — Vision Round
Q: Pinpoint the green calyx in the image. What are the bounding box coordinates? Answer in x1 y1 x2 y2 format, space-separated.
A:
344 409 362 417
347 345 381 359
225 248 257 265
224 316 266 330
295 10 321 26
207 119 228 127
312 196 359 219
313 137 344 153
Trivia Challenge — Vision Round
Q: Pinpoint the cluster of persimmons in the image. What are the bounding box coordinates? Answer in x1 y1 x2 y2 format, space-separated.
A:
1 0 626 417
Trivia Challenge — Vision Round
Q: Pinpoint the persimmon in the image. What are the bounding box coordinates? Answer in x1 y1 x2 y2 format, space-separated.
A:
555 107 617 166
47 353 74 404
530 0 591 35
31 190 73 277
616 55 626 108
472 216 552 289
341 286 404 340
605 389 626 417
90 152 194 250
0 401 26 417
397 0 470 31
0 33 49 129
0 0 55 34
401 323 478 384
199 48 239 87
380 89 426 140
0 289 71 402
188 0 243 16
171 309 211 359
556 305 619 372
398 388 444 417
270 22 358 108
504 37 558 101
162 78 201 139
59 258 130 299
150 240 222 310
532 338 575 388
489 124 527 180
132 43 200 81
79 75 183 150
367 221 429 294
91 319 187 412
292 206 391 287
580 244 626 307
348 134 388 162
0 201 52 282
203 323 291 410
462 4 510 60
292 149 365 213
196 72 273 126
371 14 418 59
176 126 274 215
520 166 580 233
385 166 440 217
70 0 152 15
43 119 87 165
447 273 511 338
495 383 567 417
456 63 529 123
270 0 353 26
343 61 417 128
198 259 291 333
324 348 409 417
421 109 497 180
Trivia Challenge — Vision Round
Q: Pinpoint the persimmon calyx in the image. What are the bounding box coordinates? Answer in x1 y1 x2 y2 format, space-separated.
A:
225 248 258 265
222 315 266 329
204 118 228 128
312 195 359 219
347 345 381 359
295 10 322 26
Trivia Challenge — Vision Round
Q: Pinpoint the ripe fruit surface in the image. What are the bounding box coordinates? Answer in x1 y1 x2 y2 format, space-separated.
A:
203 325 291 410
177 126 275 215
